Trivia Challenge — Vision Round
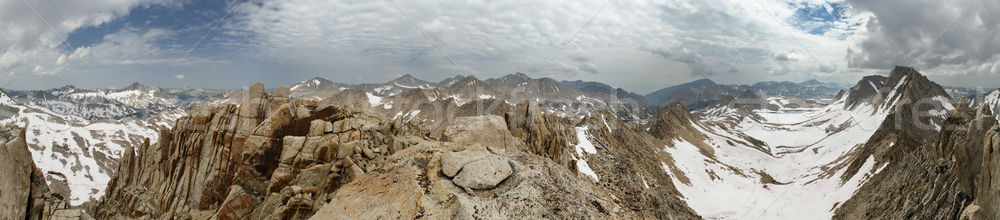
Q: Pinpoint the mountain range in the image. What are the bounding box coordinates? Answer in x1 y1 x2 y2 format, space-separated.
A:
2 67 1000 219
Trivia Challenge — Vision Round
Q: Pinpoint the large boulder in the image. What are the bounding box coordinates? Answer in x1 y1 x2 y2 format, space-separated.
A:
443 151 512 190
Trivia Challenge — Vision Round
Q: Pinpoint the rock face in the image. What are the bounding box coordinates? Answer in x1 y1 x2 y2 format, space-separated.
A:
971 124 1000 219
505 102 576 168
91 82 423 219
0 124 77 219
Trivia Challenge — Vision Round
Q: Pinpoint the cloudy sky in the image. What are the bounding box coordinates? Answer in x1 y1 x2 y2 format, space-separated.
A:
1 0 997 93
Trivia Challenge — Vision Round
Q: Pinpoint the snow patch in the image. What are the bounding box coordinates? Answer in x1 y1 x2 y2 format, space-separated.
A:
573 126 599 181
366 93 383 107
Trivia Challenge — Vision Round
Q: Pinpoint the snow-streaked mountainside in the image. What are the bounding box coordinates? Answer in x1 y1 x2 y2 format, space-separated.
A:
972 89 1000 119
656 67 954 218
7 83 220 120
0 89 186 205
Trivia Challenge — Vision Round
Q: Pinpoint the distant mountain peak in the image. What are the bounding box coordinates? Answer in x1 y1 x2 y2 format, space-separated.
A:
125 82 146 90
803 79 823 85
692 78 717 85
390 74 431 87
501 72 531 81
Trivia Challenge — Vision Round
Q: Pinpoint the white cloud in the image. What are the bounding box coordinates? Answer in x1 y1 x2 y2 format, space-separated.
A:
0 0 176 75
223 0 867 91
174 74 184 79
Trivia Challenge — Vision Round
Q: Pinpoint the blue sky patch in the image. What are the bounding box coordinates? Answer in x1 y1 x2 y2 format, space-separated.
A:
788 2 848 35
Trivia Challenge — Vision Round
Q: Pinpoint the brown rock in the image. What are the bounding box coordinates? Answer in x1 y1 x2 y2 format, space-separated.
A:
212 186 256 220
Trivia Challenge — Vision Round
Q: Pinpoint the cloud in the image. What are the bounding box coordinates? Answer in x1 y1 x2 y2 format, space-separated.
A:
0 0 175 75
846 0 1000 76
174 74 184 79
578 63 599 74
774 51 803 62
221 0 865 89
22 0 994 90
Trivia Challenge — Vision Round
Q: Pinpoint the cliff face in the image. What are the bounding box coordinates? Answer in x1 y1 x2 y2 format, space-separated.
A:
1 124 74 219
962 107 1000 219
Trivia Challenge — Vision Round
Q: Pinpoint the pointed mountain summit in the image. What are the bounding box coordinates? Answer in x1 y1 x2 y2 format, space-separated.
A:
389 74 433 88
872 66 952 111
123 82 147 91
290 77 337 91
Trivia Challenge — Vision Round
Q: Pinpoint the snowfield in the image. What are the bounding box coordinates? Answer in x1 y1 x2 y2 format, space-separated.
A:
663 97 892 219
1 96 183 205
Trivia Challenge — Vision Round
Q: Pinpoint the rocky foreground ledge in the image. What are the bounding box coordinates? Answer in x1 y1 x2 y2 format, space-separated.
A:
1 124 92 219
88 82 699 219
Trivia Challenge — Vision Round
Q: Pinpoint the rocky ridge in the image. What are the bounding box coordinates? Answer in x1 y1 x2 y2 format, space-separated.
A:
91 82 700 219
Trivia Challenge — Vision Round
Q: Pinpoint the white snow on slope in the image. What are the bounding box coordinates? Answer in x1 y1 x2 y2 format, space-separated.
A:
1 100 182 205
366 93 383 107
573 126 599 181
663 99 890 219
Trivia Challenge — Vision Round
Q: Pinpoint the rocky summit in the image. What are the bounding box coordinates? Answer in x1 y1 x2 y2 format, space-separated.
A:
86 82 699 219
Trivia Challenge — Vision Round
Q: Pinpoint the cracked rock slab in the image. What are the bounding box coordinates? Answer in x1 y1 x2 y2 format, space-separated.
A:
445 151 513 190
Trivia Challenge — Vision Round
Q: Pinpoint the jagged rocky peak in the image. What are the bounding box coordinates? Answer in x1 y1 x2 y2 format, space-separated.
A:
874 66 952 110
843 75 888 110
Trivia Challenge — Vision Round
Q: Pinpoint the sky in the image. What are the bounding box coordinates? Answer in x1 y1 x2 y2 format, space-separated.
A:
0 0 998 93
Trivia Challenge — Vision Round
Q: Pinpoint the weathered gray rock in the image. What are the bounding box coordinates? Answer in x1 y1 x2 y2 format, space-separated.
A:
0 124 68 219
0 125 32 219
441 150 486 177
452 154 512 190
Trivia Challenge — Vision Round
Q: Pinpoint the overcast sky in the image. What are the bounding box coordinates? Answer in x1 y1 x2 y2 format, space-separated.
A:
1 0 997 93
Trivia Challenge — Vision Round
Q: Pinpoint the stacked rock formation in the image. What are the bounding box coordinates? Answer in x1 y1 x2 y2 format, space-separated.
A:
91 83 423 218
